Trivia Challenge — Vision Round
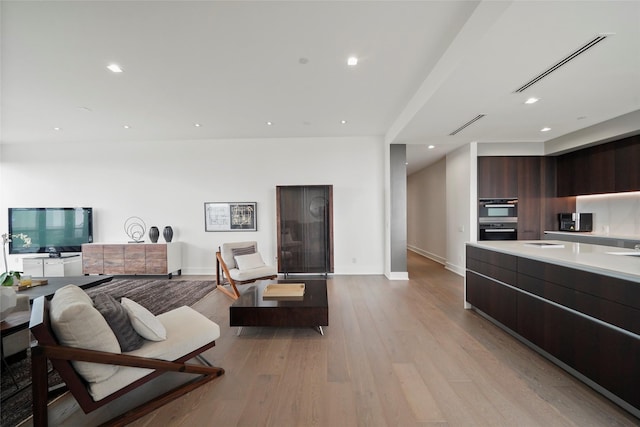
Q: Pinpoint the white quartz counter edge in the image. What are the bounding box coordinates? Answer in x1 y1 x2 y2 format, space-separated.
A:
544 231 640 241
468 240 640 283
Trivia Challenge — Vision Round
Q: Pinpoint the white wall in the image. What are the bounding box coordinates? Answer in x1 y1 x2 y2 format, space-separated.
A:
545 109 640 155
0 136 385 275
445 143 476 276
407 157 447 264
576 191 640 237
478 141 544 156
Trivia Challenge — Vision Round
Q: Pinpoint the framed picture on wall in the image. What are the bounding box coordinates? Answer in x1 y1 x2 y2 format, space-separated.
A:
204 202 257 232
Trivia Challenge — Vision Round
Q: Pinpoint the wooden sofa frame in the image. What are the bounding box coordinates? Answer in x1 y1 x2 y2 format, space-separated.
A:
29 296 224 427
215 249 276 299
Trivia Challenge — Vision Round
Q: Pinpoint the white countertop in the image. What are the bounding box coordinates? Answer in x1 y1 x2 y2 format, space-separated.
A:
468 240 640 283
544 231 640 241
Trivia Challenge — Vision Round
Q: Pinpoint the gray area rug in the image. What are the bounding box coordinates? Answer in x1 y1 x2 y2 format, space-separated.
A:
0 278 217 427
85 278 217 315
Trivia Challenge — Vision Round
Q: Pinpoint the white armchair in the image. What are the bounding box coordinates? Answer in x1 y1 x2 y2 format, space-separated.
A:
215 241 277 299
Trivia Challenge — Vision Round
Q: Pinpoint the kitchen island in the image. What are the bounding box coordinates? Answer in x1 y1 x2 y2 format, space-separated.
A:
465 240 639 418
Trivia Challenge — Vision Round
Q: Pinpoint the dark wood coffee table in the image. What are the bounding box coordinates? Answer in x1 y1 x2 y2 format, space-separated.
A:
229 279 328 335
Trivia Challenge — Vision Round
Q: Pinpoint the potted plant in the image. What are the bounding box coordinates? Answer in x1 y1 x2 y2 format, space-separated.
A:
0 271 19 321
1 270 21 287
1 233 23 320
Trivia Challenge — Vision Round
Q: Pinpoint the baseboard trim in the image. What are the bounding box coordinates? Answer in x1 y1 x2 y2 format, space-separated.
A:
407 246 446 265
386 271 409 280
445 263 465 277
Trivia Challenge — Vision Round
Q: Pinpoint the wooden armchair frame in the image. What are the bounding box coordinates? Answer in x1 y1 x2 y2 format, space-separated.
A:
215 245 276 300
29 296 224 427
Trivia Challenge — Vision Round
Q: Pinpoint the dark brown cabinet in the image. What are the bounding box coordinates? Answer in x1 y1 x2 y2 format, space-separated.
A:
556 143 616 196
556 135 639 196
466 246 518 330
478 156 549 239
615 135 640 192
477 157 518 198
276 185 333 275
516 157 541 240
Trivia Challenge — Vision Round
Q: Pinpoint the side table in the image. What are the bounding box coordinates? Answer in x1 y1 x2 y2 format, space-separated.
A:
1 311 31 397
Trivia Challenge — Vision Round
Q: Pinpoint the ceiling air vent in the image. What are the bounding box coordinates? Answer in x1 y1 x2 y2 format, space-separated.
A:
514 35 608 93
449 114 486 136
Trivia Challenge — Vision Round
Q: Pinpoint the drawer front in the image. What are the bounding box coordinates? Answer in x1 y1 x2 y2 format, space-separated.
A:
146 244 167 274
145 244 167 258
518 273 640 336
466 245 517 271
467 258 516 286
125 245 146 274
466 271 517 330
82 244 104 274
518 257 640 311
103 245 125 275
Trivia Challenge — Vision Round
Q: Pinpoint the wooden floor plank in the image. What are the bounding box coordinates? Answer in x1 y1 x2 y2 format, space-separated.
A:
38 252 639 427
392 363 445 423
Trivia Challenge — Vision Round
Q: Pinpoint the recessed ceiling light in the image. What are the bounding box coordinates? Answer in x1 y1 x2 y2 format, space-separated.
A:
299 57 309 65
123 125 131 129
347 56 358 66
428 145 435 149
194 123 201 127
266 121 273 126
53 127 61 131
540 127 551 132
107 64 123 73
525 97 539 104
340 120 347 124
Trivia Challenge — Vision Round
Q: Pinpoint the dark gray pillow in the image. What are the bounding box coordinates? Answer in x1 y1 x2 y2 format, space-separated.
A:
93 293 145 352
231 245 256 268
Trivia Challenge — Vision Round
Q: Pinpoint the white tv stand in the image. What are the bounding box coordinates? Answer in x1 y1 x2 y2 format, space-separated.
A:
22 254 83 277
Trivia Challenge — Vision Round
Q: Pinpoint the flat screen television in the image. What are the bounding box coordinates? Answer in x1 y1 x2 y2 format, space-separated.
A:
8 207 93 256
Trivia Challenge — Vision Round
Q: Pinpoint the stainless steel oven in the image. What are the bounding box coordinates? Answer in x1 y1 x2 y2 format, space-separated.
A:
479 222 518 241
479 198 518 223
479 198 518 240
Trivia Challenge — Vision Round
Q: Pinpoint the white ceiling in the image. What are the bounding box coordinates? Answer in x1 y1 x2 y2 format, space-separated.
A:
2 1 639 174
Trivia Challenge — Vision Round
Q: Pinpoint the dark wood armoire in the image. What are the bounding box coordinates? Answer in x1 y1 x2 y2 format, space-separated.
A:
276 185 333 276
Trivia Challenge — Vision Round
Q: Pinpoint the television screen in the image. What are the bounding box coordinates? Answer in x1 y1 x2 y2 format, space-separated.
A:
8 207 93 255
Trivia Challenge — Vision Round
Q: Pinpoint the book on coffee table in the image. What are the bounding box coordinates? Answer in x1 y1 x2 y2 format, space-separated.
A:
263 283 305 300
16 279 48 291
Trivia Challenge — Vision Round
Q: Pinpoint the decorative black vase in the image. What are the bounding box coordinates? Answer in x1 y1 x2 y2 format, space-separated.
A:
163 226 173 243
148 226 159 243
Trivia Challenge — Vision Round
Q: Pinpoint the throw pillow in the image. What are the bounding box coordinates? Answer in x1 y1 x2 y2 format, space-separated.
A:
235 252 266 270
121 297 167 341
49 285 120 383
230 245 256 268
93 293 145 352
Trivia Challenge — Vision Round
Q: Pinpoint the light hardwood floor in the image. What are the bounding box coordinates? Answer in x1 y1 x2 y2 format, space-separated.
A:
44 252 638 426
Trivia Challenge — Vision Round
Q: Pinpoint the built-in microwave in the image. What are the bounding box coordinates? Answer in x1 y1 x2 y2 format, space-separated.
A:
479 198 518 223
479 222 518 241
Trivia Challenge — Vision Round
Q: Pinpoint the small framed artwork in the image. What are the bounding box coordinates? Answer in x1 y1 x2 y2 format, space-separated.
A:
204 202 257 232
